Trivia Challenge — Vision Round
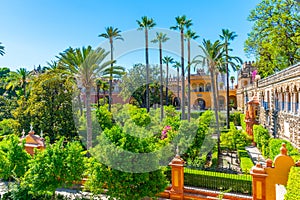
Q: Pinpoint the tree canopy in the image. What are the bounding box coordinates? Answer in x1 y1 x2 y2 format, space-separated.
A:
245 0 300 77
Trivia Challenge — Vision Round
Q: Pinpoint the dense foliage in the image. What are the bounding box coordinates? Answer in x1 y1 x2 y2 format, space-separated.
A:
268 139 300 161
253 125 270 157
0 135 31 180
20 138 85 199
285 167 300 200
245 0 300 77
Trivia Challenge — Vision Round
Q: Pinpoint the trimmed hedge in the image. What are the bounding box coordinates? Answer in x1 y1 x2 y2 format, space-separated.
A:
240 114 246 130
253 125 270 157
268 139 300 161
238 150 254 174
184 168 252 195
285 167 300 200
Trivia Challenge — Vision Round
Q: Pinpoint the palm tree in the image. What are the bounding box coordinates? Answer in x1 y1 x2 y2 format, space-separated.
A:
171 15 192 120
162 56 174 106
172 61 181 107
220 29 239 129
230 76 235 89
185 29 199 121
137 16 156 112
151 32 169 121
6 68 31 97
99 27 124 112
58 46 112 150
0 42 5 56
195 39 225 161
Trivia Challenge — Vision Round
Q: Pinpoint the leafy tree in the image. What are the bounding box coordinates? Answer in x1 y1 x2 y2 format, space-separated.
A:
162 56 174 105
230 75 235 89
89 123 168 200
220 29 242 128
0 118 20 136
137 16 156 112
171 15 192 119
185 29 199 121
0 42 5 56
245 0 300 77
151 32 169 121
99 26 124 111
21 138 85 199
0 134 31 180
119 63 171 108
16 71 77 142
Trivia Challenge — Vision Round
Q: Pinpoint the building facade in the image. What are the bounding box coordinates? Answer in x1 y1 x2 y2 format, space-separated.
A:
237 62 300 149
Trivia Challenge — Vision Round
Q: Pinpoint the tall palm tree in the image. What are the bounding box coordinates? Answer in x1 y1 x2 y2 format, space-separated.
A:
219 29 238 129
0 42 5 56
99 27 124 112
185 29 199 121
171 15 192 120
151 32 169 121
58 46 112 150
137 16 156 112
162 56 174 106
6 68 31 97
172 61 181 107
195 39 225 161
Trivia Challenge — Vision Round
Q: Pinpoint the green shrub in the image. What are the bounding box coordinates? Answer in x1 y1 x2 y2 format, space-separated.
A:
285 167 300 200
183 168 252 195
229 112 242 126
240 114 246 130
268 139 300 161
253 125 270 157
238 150 254 174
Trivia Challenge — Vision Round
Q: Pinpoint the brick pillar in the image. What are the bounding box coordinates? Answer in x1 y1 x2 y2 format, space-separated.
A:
169 154 185 200
250 163 268 200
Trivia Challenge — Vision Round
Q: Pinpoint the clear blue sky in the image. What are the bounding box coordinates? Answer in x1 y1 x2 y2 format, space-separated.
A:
0 0 260 73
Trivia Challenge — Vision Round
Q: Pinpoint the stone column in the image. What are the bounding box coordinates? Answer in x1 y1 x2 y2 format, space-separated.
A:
169 154 185 200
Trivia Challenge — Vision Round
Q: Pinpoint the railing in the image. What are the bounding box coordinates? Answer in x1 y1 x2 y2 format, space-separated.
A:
258 63 300 87
183 167 252 195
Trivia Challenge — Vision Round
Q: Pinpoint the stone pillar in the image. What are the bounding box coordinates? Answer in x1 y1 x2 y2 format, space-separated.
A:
169 154 185 200
251 163 268 200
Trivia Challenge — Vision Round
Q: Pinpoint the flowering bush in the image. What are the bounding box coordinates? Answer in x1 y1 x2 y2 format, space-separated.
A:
161 125 172 140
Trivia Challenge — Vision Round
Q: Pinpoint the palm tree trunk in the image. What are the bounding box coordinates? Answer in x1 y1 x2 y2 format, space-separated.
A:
166 63 169 105
85 88 93 150
210 70 221 164
226 47 230 129
97 84 100 109
145 29 150 112
109 39 113 112
187 39 191 122
215 73 220 111
159 42 163 121
180 29 185 120
177 67 179 106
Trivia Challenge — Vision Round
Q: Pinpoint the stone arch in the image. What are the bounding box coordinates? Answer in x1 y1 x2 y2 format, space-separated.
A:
194 98 206 110
229 95 237 109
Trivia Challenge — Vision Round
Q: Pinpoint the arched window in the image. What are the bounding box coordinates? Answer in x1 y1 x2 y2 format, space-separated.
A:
206 83 211 92
199 83 204 92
